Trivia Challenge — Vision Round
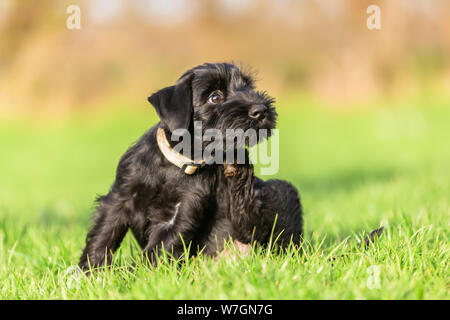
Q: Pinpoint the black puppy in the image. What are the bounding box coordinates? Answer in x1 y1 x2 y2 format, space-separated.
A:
79 63 303 270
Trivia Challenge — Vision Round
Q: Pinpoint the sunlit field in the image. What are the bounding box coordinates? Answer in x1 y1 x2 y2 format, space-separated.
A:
1 94 448 299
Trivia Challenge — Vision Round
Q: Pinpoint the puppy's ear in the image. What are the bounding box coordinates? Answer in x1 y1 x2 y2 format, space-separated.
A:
148 74 194 132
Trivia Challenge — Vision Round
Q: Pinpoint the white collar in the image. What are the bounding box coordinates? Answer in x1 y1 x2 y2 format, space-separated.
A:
156 127 205 175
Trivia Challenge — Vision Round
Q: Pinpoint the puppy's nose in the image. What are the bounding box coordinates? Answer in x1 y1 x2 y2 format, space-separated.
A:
248 104 267 120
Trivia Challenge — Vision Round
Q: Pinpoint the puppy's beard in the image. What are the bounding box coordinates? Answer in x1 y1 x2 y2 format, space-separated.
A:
254 119 276 131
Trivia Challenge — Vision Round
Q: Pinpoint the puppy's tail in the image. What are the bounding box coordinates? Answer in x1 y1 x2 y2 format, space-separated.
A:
358 226 384 248
328 227 384 266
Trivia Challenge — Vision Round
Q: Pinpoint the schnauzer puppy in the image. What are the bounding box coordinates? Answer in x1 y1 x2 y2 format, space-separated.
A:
79 63 303 270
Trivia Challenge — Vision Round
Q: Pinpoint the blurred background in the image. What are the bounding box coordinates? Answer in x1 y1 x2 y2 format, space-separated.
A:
1 0 449 115
0 0 449 242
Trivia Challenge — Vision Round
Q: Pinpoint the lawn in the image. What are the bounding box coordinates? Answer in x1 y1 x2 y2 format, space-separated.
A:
0 94 449 299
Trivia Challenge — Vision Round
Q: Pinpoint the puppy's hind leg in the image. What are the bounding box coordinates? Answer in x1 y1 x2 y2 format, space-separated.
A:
259 179 303 248
79 193 130 271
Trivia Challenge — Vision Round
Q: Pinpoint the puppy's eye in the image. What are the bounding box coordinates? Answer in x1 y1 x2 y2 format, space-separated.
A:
208 91 223 104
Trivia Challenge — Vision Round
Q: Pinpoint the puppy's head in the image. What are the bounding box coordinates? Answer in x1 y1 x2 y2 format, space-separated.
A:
148 63 277 145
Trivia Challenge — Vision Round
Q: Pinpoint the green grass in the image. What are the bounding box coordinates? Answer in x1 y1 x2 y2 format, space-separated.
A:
0 95 449 299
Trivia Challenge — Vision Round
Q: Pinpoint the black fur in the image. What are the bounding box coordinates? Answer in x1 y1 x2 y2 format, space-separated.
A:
79 63 303 270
